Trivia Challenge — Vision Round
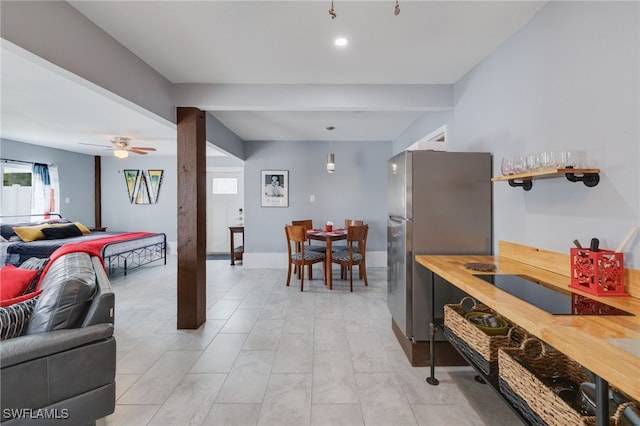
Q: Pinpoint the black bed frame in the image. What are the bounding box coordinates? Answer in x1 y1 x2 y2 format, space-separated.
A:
102 233 167 276
1 213 167 277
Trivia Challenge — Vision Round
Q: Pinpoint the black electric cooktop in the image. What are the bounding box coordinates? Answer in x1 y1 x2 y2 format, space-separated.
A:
473 274 633 316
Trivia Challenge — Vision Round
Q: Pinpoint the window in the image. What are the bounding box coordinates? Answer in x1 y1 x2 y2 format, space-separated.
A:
1 162 32 216
212 177 238 195
0 161 60 217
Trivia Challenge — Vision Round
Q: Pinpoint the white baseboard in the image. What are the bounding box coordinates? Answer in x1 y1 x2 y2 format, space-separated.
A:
167 244 386 269
243 251 387 269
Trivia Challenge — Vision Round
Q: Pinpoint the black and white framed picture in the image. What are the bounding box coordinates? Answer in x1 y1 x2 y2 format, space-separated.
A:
261 170 288 207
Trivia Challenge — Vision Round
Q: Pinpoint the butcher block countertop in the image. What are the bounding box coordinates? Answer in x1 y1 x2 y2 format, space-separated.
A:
415 241 640 402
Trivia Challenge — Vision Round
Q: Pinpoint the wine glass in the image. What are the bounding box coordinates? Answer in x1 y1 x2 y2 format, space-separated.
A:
512 155 527 174
526 154 541 172
501 157 514 175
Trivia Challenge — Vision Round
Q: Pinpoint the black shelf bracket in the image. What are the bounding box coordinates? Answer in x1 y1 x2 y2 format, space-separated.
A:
565 170 600 187
508 178 533 191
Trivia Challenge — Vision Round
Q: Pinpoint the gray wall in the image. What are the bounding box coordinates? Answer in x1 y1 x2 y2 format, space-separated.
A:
396 1 640 267
243 139 391 253
101 155 177 243
0 138 94 225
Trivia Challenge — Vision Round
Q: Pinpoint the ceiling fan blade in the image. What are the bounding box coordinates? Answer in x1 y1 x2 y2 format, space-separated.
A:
128 148 149 155
79 142 111 148
130 146 156 151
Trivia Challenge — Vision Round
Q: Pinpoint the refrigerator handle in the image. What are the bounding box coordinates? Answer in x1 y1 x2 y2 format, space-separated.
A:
389 215 414 223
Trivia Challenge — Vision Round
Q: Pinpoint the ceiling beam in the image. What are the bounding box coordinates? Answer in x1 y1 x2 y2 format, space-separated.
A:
174 83 454 112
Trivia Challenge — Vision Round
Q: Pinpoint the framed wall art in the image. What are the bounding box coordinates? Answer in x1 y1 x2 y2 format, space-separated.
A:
123 169 164 204
261 170 288 207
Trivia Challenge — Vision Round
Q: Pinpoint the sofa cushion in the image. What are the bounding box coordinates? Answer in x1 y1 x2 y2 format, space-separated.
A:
0 295 39 340
26 252 97 334
0 290 43 308
18 257 50 294
0 265 39 301
42 223 83 240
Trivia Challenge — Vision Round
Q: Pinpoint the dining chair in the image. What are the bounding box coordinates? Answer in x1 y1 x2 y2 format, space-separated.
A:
292 219 326 253
333 219 364 252
291 219 326 279
285 225 326 291
331 224 369 292
336 219 365 278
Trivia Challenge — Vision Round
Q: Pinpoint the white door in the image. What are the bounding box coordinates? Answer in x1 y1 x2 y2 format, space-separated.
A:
206 168 244 253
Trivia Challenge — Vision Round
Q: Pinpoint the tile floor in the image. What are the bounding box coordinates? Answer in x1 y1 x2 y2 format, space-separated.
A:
99 256 523 426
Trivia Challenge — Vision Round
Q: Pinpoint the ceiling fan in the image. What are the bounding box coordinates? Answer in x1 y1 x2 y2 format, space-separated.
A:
80 137 156 158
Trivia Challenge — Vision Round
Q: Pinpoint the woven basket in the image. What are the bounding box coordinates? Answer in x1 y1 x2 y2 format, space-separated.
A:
444 296 526 376
498 338 597 426
581 401 640 426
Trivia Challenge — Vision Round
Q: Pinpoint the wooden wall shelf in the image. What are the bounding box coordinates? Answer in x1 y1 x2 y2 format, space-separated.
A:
492 168 600 191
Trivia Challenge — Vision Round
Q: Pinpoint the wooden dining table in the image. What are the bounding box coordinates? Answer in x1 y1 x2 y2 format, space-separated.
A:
306 228 347 290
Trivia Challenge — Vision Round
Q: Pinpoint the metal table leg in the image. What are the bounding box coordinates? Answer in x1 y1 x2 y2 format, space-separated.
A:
595 375 609 426
426 270 439 385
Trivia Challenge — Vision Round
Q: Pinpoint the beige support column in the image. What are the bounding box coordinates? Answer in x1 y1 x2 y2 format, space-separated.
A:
176 107 206 329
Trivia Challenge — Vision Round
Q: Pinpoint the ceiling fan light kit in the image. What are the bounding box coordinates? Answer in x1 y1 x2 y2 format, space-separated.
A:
79 136 157 158
114 148 129 159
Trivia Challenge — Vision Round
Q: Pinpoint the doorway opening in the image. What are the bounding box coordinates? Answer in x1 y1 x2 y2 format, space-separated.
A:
206 167 244 254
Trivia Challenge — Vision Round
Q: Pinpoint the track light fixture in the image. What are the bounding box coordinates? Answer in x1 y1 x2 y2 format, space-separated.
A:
328 1 400 19
329 1 336 19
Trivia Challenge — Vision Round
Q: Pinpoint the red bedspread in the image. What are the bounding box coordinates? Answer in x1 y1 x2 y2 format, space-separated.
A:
72 232 155 252
36 232 155 285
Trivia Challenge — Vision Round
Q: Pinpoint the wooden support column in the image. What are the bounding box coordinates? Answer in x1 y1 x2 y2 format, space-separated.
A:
94 156 102 228
176 107 207 329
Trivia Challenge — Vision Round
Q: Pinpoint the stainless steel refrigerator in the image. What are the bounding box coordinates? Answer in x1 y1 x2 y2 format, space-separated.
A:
387 150 493 345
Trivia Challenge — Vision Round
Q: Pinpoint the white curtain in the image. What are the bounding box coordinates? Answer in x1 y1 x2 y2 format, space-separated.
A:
31 163 59 217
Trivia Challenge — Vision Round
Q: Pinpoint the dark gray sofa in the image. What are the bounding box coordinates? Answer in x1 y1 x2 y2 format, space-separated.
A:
1 251 116 425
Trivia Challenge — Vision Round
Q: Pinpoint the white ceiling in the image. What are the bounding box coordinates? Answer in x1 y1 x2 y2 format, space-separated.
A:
1 1 546 157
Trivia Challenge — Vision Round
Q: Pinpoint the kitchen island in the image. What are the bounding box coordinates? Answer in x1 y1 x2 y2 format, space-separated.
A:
416 241 640 425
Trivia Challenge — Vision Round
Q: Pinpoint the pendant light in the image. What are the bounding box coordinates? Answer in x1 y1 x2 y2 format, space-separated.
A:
326 126 336 173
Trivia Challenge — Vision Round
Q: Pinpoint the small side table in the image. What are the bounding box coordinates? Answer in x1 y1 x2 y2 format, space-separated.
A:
229 226 244 265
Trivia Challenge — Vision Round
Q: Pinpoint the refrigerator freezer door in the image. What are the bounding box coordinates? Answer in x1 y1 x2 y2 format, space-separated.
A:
410 151 493 341
388 151 410 219
387 215 411 337
387 151 413 338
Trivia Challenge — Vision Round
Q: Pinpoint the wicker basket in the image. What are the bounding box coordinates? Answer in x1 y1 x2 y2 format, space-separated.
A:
498 338 599 426
444 296 526 376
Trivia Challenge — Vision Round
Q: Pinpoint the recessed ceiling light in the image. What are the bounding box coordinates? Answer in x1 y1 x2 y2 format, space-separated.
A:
334 38 348 47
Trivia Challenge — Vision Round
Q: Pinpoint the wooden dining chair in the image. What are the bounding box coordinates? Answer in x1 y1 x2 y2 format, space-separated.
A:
285 225 326 291
291 219 325 279
291 219 326 253
331 224 369 292
336 219 365 278
333 219 363 252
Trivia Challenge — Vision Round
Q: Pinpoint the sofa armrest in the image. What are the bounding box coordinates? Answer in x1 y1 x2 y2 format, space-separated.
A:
0 323 114 368
80 257 115 327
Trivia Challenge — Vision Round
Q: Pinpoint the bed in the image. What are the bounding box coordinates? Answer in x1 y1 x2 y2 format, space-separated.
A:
0 214 166 276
